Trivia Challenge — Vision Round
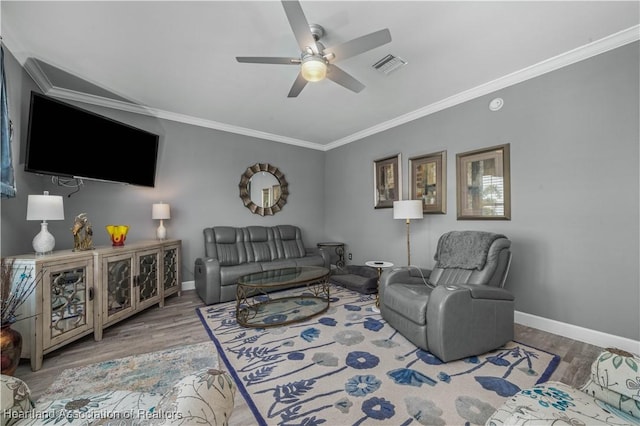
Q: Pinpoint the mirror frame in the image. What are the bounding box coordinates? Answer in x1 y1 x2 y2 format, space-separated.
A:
239 163 289 216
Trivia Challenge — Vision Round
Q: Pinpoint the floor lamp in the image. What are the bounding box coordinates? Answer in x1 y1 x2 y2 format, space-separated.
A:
393 200 423 266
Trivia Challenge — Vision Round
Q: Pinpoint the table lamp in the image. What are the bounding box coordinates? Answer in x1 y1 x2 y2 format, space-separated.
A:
26 191 65 255
393 200 423 266
152 202 171 240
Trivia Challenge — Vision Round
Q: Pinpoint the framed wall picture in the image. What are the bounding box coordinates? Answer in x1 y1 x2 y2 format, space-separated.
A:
373 154 401 209
409 150 446 214
456 143 511 220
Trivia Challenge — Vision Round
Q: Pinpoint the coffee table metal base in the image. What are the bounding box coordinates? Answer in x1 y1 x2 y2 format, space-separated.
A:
236 276 330 328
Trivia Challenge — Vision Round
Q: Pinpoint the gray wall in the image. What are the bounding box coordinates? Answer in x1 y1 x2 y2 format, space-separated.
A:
2 42 638 342
0 49 326 284
324 42 640 341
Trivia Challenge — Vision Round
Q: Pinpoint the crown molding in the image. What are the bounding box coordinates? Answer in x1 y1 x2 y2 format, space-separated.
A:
324 25 640 151
17 24 639 152
23 57 54 94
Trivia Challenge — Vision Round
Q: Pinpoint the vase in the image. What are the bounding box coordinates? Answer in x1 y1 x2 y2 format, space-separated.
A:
106 225 129 247
0 323 23 376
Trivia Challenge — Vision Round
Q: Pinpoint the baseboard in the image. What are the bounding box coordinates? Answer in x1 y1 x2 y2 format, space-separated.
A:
515 311 640 355
182 280 195 291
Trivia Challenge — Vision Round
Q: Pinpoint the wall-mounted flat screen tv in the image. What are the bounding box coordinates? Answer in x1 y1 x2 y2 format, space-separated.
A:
25 92 159 187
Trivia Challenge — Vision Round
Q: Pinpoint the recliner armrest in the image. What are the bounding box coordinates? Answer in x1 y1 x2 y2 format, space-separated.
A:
441 284 514 301
426 284 515 362
381 267 432 287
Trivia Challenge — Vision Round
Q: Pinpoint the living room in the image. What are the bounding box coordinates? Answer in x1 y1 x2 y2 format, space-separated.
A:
0 1 639 424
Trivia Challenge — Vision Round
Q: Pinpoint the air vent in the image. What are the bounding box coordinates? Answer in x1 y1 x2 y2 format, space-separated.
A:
372 54 407 75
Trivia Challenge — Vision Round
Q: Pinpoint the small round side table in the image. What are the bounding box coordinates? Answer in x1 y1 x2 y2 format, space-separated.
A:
317 242 345 269
365 260 393 313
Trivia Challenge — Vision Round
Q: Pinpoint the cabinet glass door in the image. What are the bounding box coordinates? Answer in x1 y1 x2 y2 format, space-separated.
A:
163 246 179 292
105 256 133 318
44 259 94 349
50 268 88 337
137 251 159 305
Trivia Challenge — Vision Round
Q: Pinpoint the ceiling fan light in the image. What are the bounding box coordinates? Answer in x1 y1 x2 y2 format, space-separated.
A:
301 57 327 82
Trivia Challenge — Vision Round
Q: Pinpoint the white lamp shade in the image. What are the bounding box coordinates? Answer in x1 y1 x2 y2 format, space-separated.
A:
393 200 423 220
26 191 64 221
152 203 171 220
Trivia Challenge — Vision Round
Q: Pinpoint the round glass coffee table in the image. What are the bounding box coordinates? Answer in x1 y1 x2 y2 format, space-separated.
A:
236 266 331 328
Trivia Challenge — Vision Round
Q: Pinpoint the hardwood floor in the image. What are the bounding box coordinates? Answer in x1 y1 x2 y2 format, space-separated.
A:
15 289 603 400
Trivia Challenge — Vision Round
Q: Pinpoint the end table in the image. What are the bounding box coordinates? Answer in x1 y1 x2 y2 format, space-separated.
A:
365 260 393 313
317 242 345 269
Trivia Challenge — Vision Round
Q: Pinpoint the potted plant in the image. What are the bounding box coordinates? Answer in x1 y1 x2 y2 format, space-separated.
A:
0 258 43 375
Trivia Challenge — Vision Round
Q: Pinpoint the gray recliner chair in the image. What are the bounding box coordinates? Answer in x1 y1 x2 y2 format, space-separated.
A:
379 231 514 362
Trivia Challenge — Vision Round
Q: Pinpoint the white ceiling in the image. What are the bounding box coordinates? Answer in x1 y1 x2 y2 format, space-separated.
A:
2 1 639 150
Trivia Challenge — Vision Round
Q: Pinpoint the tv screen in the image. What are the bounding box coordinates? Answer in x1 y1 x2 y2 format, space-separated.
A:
25 92 159 187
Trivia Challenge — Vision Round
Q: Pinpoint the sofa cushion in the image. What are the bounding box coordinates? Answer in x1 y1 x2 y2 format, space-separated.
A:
244 226 277 262
274 225 306 259
219 263 263 286
208 227 246 266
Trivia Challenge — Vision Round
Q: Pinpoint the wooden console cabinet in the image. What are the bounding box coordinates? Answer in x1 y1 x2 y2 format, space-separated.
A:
8 239 181 371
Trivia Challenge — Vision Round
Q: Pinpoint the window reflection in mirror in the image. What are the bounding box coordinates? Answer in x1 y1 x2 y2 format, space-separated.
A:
249 172 280 208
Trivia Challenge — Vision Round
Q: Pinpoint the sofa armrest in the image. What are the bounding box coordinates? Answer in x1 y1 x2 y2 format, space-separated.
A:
308 247 331 269
156 368 236 425
584 348 640 401
1 374 35 426
194 257 223 305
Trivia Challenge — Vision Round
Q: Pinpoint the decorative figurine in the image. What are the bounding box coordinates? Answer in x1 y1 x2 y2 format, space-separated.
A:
71 213 94 251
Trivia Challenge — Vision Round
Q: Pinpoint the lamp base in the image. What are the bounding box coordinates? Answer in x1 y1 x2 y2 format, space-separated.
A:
33 221 55 255
156 221 167 240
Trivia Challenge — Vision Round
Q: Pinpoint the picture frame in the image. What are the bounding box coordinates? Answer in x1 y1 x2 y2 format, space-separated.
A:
409 150 446 214
373 154 401 209
456 143 511 220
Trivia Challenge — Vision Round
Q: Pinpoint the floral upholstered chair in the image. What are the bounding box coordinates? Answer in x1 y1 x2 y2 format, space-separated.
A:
487 348 640 425
1 368 236 426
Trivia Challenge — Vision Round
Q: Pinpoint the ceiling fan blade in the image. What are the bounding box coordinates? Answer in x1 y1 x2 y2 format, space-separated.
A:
281 0 319 54
324 29 392 61
236 57 299 65
326 65 365 93
287 72 308 97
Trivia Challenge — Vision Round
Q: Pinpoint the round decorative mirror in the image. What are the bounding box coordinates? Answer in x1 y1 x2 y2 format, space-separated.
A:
239 163 289 216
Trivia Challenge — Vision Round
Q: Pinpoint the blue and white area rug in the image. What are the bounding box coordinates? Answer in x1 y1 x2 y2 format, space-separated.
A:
197 285 559 426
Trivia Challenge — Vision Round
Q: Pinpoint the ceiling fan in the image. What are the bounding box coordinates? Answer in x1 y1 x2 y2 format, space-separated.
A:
236 0 392 97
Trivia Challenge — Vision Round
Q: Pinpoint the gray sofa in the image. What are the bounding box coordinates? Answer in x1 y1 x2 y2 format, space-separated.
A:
194 225 330 304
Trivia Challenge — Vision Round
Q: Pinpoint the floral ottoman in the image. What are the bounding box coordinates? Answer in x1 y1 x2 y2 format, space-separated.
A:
1 368 236 426
486 348 640 425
